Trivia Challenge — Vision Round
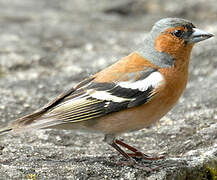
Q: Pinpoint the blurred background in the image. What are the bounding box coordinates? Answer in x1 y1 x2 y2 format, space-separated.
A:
0 0 216 179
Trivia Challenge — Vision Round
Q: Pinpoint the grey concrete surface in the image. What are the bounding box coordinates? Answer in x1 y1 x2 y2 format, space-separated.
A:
0 0 216 179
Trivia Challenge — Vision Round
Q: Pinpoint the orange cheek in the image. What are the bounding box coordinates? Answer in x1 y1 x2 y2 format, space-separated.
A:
154 33 187 59
155 34 183 53
155 33 194 69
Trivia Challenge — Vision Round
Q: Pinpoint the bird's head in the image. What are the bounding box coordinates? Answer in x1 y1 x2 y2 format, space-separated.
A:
140 18 214 68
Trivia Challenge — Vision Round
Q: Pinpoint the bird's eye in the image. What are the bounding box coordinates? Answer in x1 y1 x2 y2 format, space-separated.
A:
172 30 184 38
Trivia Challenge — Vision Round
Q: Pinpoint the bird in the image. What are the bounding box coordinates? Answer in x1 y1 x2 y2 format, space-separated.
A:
0 18 213 167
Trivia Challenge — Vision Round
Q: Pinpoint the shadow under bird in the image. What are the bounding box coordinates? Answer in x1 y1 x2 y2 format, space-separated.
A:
0 18 214 168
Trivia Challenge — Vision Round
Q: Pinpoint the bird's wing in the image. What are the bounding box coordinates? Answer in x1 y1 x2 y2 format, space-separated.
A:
11 67 165 131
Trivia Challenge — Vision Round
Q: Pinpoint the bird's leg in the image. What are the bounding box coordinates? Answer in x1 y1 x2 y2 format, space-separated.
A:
109 140 137 166
104 134 160 171
104 134 136 166
115 139 164 160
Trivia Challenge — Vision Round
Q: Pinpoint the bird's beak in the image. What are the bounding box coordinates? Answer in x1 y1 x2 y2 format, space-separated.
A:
188 28 214 43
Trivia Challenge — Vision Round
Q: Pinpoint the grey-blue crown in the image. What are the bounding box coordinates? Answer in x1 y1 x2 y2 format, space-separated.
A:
152 18 194 33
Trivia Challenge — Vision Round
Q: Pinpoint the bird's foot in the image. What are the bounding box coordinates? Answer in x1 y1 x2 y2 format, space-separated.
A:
115 139 165 160
127 151 165 160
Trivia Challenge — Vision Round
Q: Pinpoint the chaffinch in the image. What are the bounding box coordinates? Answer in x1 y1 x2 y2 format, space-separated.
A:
0 18 213 166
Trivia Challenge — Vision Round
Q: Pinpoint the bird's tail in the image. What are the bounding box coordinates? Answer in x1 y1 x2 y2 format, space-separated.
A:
0 110 62 135
0 126 12 136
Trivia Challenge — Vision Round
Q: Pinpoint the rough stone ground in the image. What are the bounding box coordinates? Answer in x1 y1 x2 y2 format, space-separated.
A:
0 0 216 179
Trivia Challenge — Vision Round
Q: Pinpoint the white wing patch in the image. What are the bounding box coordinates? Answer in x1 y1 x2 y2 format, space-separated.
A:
86 71 164 103
87 89 131 103
117 71 164 91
